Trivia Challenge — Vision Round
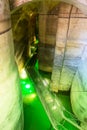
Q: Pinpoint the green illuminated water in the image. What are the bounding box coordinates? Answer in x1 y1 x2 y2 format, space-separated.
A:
20 68 79 130
20 77 53 130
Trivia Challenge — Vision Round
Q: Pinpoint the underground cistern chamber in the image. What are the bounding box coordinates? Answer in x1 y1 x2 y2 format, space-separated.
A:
0 0 87 130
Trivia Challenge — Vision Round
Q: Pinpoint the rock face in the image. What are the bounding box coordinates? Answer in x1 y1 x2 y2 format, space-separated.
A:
0 0 23 129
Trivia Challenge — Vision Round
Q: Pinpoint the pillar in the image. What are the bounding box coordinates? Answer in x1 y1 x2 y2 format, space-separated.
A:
0 0 23 129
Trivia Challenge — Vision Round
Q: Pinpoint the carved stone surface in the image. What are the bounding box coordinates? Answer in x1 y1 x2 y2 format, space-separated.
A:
0 0 23 129
71 46 87 124
38 8 58 72
50 3 87 92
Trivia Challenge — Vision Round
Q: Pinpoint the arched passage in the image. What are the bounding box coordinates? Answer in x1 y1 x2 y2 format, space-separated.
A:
10 0 87 129
38 2 87 129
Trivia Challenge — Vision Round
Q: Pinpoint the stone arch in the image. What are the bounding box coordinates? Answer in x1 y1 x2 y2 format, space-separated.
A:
10 0 87 15
38 2 87 92
9 0 87 129
38 2 87 128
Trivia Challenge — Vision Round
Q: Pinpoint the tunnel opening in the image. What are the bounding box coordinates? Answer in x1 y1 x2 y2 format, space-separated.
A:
11 1 87 130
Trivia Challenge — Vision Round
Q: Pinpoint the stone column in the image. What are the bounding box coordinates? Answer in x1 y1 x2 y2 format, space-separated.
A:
0 0 23 130
51 3 87 92
38 1 59 72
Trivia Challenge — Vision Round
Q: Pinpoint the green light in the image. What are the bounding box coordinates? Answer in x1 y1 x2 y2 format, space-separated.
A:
35 39 39 44
21 80 26 85
25 84 30 89
20 77 36 104
20 68 28 79
35 60 39 70
20 76 35 96
23 93 37 104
